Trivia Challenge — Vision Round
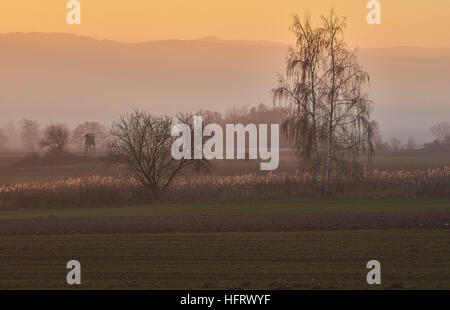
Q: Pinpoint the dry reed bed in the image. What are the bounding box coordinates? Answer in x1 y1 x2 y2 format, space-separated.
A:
0 167 449 210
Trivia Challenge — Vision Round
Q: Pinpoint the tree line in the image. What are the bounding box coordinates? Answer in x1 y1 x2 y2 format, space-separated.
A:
0 120 108 153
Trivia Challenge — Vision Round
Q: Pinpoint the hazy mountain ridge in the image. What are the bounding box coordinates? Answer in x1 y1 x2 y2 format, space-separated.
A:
1 33 449 143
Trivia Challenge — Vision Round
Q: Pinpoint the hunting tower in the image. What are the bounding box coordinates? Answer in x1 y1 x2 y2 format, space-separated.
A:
83 133 96 154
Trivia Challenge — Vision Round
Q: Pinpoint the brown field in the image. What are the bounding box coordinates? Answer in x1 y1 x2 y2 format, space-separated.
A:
0 199 448 289
0 207 448 236
0 150 449 289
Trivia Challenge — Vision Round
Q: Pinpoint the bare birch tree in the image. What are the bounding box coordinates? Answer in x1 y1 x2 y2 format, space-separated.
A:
272 13 325 184
321 11 373 186
273 11 374 188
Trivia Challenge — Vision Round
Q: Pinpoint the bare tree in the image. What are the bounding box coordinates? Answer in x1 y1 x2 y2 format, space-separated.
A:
196 110 223 125
40 124 71 153
272 13 325 183
20 119 40 152
431 122 450 143
321 10 373 186
106 110 210 193
372 121 390 151
0 129 8 149
406 137 417 150
389 138 403 152
273 11 374 187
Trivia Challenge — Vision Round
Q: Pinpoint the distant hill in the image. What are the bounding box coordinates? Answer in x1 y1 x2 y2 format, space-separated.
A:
1 33 449 143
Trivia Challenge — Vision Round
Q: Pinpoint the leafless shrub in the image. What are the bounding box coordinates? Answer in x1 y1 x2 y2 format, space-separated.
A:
40 124 71 153
431 122 450 142
389 138 403 152
105 110 210 194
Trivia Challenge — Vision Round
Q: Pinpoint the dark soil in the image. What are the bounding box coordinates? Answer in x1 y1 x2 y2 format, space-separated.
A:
0 211 448 235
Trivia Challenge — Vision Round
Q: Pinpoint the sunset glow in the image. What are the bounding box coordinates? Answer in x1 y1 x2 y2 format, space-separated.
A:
1 0 450 47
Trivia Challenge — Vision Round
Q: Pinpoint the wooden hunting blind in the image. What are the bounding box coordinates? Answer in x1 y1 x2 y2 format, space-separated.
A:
83 133 96 153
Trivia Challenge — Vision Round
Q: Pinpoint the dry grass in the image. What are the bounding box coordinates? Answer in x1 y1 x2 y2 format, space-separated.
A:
1 167 450 210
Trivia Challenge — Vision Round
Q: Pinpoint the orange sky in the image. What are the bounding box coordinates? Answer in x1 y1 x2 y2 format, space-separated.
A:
1 0 450 47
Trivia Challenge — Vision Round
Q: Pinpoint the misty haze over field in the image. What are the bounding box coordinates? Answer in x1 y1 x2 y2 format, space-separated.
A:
1 33 449 143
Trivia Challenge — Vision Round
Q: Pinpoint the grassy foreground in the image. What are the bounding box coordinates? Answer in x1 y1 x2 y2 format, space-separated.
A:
0 230 448 290
1 198 449 219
